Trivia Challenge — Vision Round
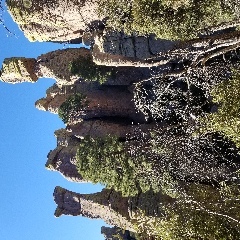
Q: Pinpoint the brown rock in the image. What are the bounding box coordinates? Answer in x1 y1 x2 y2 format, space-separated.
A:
46 145 83 182
53 186 135 231
36 48 91 86
36 82 146 123
46 128 84 182
69 120 157 139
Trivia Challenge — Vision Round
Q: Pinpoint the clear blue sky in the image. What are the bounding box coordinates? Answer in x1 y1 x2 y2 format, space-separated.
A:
0 2 107 240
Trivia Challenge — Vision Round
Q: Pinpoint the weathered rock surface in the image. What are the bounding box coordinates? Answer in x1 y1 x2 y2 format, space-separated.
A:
46 129 84 182
54 186 134 231
6 0 102 42
53 187 173 232
0 57 38 83
0 48 90 85
46 145 83 182
68 120 156 139
36 48 90 85
94 30 178 60
36 82 146 123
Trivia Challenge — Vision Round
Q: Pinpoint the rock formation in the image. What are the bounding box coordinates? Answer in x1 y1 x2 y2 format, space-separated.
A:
0 48 152 86
0 57 38 83
5 0 181 68
1 48 90 85
35 81 146 123
53 186 173 232
54 186 135 231
45 128 83 182
6 0 102 42
46 120 159 181
92 30 178 66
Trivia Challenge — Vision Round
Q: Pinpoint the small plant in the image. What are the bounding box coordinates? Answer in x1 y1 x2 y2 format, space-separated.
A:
58 93 88 124
69 55 114 84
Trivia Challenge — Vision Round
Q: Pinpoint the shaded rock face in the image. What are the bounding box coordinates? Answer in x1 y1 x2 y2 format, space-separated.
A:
68 119 156 139
36 82 146 123
53 187 173 232
6 0 101 42
101 226 136 240
46 145 82 182
102 66 152 86
46 129 84 182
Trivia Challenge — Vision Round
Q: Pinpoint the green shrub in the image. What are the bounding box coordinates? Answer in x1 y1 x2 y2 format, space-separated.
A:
69 55 114 84
132 183 240 239
58 93 87 124
99 0 236 40
76 135 156 196
198 70 240 148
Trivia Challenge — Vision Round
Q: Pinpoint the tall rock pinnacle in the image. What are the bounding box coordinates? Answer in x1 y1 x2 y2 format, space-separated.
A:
0 48 91 86
53 186 134 231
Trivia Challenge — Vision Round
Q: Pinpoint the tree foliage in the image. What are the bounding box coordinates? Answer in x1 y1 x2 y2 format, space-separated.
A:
198 70 240 148
132 183 240 240
99 0 237 40
58 93 88 124
69 55 114 84
76 135 160 196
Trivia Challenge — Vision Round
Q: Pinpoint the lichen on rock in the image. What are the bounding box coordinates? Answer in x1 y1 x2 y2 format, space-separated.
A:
1 57 38 83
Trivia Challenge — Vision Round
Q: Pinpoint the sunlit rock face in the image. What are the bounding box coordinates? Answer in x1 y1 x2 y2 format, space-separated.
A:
0 57 38 83
1 48 152 86
6 0 102 42
53 186 134 231
94 30 177 60
0 48 90 85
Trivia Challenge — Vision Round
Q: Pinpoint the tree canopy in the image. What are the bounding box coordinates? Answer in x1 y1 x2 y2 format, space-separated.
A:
76 135 162 196
198 70 240 148
99 0 238 40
